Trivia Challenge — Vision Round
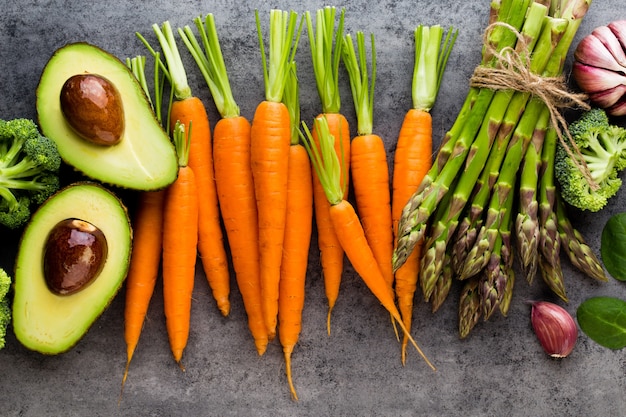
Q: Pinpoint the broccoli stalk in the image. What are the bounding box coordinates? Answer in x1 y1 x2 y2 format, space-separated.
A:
555 108 626 212
0 118 61 229
0 268 11 349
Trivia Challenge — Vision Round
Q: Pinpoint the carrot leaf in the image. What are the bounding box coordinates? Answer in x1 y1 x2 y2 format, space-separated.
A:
283 61 301 146
306 6 345 114
172 120 191 168
342 31 376 136
255 9 304 103
178 14 241 119
138 21 192 101
412 25 458 111
126 53 167 126
300 116 343 205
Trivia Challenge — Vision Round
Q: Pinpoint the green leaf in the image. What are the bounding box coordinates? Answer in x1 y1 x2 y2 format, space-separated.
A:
601 213 626 281
577 296 626 350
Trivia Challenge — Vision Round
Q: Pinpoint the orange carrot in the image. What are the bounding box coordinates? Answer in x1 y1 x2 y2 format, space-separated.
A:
179 14 269 355
391 25 456 364
392 109 430 365
301 116 435 371
342 32 394 292
252 9 302 339
120 55 167 397
170 97 230 317
305 7 351 334
278 62 313 401
121 189 165 388
162 122 198 367
141 20 231 317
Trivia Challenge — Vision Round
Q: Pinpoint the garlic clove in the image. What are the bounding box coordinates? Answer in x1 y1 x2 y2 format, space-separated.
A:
591 26 626 68
572 61 626 93
575 34 626 72
530 301 578 358
588 84 626 108
607 99 626 117
608 21 626 55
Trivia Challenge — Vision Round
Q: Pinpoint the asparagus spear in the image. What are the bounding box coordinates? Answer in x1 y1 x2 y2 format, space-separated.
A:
459 277 481 339
515 108 550 283
478 178 514 320
555 194 608 281
538 126 568 301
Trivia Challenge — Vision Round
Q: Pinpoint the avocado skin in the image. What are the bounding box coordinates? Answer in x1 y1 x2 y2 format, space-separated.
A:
12 182 132 355
36 42 178 191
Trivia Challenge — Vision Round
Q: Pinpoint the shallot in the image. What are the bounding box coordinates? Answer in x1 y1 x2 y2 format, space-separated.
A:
529 301 578 358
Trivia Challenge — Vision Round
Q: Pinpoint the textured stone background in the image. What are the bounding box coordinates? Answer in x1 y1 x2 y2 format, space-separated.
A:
1 1 625 416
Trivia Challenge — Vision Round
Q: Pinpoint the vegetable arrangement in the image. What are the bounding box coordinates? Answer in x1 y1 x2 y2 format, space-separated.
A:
4 0 626 405
393 0 609 338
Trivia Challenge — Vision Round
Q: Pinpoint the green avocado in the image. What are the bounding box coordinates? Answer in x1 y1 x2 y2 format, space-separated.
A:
36 42 178 190
12 182 132 354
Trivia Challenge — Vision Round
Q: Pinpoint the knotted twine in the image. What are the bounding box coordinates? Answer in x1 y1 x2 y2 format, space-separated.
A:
469 22 596 189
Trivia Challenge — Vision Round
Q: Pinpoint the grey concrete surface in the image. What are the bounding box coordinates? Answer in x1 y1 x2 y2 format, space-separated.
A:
1 0 625 416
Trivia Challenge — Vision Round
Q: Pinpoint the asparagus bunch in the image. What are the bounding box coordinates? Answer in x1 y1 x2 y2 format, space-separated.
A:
392 0 605 338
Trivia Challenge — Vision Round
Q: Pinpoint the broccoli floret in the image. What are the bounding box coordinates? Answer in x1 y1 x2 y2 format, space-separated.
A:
0 118 61 229
555 108 626 212
0 268 11 350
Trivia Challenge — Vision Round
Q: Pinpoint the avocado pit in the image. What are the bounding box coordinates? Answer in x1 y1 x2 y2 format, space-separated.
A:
43 218 108 295
60 73 124 146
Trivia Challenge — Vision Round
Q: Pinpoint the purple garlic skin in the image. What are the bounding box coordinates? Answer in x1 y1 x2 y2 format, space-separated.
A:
530 301 578 358
573 20 626 117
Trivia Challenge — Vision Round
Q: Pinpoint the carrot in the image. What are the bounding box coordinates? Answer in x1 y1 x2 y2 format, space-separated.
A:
301 116 435 371
120 55 166 397
141 21 231 317
252 9 303 339
342 32 395 299
305 7 351 334
120 189 164 392
178 14 269 355
278 62 313 401
391 25 457 364
162 121 198 367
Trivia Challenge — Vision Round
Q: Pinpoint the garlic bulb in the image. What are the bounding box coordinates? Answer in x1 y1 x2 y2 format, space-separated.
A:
572 21 626 116
529 301 578 358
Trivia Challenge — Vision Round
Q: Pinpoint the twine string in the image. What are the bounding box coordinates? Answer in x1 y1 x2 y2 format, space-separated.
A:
469 22 596 190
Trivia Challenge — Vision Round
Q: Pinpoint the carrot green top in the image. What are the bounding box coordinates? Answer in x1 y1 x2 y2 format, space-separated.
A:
300 116 343 205
306 6 345 114
342 31 376 136
171 120 191 168
282 61 301 146
178 14 241 119
412 25 457 112
126 54 165 125
255 9 303 103
137 21 192 102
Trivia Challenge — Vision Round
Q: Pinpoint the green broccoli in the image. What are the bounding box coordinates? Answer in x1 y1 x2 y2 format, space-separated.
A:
555 108 626 212
0 118 61 228
0 268 11 349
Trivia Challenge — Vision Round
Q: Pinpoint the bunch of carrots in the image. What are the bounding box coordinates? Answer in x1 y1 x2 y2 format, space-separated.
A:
117 7 458 401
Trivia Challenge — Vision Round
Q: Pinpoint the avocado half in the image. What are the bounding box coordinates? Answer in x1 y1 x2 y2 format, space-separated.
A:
12 182 132 354
36 42 178 190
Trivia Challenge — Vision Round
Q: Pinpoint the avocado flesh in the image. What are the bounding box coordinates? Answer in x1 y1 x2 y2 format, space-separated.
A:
12 183 132 354
36 42 178 191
